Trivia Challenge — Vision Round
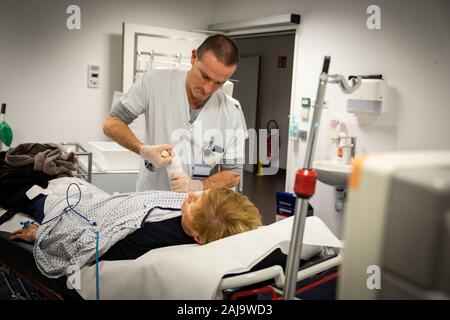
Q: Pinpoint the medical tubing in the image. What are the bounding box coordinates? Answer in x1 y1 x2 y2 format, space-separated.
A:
40 183 100 300
95 230 100 300
40 183 88 225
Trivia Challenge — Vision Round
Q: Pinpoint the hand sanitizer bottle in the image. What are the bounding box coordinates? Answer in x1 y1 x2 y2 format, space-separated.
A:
288 115 298 140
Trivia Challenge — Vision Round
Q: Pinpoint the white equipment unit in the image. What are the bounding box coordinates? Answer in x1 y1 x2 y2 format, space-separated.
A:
339 151 450 300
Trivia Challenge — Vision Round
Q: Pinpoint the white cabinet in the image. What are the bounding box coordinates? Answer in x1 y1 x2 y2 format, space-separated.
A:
77 141 140 194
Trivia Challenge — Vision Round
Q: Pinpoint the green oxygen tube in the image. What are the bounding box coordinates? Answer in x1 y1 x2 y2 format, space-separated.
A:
0 103 13 151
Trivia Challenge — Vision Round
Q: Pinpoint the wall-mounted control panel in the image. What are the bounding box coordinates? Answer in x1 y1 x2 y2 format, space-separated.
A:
88 65 100 88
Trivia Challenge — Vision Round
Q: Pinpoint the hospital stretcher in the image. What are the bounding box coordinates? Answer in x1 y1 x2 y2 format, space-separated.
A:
0 143 342 300
0 210 341 300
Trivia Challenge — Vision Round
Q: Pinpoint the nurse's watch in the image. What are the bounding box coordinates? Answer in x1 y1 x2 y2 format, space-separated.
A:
144 160 155 172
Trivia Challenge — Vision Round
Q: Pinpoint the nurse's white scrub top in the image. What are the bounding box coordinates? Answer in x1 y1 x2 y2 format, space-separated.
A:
120 69 247 192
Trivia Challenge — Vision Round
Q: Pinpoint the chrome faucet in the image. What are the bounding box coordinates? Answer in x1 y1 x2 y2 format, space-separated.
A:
340 136 357 158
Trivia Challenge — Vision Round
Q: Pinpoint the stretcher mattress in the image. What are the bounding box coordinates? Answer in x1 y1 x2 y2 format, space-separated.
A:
0 229 337 299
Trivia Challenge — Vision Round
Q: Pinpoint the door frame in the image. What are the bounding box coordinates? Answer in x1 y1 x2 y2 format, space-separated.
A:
227 26 301 189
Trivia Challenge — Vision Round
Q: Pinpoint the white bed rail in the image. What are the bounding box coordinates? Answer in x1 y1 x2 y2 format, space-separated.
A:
216 250 342 299
60 142 92 183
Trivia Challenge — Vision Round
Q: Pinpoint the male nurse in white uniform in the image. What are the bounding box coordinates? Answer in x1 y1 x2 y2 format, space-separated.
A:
103 35 246 192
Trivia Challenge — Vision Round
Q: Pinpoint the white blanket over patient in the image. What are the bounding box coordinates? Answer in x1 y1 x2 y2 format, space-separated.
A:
77 216 342 300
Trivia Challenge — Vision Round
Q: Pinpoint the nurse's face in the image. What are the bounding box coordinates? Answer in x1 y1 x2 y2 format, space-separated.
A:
187 50 236 102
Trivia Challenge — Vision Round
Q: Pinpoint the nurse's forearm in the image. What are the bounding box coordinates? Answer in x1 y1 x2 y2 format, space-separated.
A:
103 116 143 155
201 171 240 190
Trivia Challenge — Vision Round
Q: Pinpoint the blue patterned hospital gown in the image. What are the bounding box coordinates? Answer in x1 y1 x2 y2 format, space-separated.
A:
33 187 188 278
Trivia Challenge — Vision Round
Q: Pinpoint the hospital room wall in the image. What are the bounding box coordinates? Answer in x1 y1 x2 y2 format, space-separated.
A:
211 0 450 237
0 0 213 145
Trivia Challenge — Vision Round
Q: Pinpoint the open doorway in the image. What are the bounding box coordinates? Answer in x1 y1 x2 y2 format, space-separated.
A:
231 32 296 224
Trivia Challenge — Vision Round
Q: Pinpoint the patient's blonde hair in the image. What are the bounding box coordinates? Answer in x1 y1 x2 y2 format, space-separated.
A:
190 188 262 244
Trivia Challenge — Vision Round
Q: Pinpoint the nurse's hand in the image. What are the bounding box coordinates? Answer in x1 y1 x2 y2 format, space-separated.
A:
139 144 173 168
169 172 203 193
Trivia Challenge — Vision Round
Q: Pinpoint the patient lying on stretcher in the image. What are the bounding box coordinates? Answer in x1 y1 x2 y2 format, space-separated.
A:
10 181 261 278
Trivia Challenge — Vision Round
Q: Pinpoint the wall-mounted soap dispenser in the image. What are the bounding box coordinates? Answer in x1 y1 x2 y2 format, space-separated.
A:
288 115 299 140
346 75 386 115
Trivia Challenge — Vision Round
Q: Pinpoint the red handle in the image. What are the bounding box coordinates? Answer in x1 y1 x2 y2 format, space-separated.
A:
294 168 317 199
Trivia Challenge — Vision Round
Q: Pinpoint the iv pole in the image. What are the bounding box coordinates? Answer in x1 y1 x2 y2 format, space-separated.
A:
283 56 361 300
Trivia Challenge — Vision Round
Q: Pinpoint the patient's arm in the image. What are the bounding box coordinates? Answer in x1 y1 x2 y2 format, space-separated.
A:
201 171 240 190
10 224 39 243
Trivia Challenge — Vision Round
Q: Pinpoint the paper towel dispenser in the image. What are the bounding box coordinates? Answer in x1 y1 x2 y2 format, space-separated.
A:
346 75 386 115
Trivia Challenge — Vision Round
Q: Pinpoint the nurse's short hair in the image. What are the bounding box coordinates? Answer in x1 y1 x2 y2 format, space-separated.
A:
190 187 261 244
197 35 239 67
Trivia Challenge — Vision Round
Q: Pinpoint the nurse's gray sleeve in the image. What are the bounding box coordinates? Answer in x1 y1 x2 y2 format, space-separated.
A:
117 72 150 120
109 100 139 124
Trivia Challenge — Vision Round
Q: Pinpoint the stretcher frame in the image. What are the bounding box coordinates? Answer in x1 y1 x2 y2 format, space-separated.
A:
0 229 341 300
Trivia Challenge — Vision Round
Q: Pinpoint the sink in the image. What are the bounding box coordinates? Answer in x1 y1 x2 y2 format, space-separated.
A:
313 160 352 187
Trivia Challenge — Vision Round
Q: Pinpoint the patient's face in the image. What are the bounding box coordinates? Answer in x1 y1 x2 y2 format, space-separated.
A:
181 191 207 242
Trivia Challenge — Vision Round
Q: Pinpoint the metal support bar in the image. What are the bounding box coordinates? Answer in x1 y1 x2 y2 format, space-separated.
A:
282 57 361 300
136 50 189 76
1 271 18 299
283 198 311 299
60 142 92 183
283 56 331 300
303 67 330 169
17 278 32 300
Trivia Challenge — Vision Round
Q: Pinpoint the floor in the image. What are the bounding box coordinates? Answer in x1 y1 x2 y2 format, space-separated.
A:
242 169 287 226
